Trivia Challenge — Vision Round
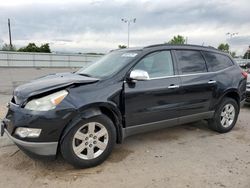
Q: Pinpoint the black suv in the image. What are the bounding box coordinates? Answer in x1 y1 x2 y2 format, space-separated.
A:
1 44 247 168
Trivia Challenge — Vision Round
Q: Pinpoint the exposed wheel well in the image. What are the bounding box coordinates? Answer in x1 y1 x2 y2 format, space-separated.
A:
59 106 123 150
99 106 123 143
224 92 240 106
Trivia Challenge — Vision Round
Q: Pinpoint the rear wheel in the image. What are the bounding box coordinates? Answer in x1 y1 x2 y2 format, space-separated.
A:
61 114 116 168
208 97 239 133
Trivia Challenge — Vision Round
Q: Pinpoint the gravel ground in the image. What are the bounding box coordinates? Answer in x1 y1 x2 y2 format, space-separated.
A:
0 68 250 188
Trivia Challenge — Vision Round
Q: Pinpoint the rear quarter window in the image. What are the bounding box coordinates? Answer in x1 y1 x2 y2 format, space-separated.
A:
202 51 233 72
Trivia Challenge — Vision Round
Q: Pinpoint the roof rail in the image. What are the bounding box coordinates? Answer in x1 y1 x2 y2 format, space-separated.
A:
143 43 217 50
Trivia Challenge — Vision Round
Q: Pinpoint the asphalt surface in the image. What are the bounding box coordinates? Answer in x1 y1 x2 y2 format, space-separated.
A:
0 68 250 188
0 67 77 97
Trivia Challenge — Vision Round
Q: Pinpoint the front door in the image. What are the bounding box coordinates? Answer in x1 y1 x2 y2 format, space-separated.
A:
124 50 182 127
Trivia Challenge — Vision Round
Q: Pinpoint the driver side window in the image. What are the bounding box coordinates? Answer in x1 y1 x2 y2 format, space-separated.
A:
133 51 174 78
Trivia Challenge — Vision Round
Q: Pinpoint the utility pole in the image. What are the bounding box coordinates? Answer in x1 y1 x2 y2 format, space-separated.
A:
8 18 13 48
121 18 136 48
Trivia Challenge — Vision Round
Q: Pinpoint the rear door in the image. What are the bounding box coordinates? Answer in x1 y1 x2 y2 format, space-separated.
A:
174 50 217 117
202 51 236 108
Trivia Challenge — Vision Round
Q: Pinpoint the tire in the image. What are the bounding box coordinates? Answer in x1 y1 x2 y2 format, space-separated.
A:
208 97 239 133
61 114 116 168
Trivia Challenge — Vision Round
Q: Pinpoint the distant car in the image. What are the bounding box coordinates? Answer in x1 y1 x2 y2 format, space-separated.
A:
239 62 246 68
239 62 250 72
1 44 247 168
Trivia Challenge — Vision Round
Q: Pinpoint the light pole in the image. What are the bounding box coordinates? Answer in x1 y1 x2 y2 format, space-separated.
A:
225 32 238 57
226 32 238 39
121 18 136 48
225 32 238 46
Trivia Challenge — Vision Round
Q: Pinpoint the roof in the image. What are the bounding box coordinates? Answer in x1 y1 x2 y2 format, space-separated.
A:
143 43 217 50
112 43 225 54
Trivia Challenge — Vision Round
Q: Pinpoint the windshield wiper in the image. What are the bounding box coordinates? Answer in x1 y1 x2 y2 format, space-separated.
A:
77 73 92 77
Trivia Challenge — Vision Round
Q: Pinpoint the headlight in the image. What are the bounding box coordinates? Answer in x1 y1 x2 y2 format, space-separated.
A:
24 90 68 111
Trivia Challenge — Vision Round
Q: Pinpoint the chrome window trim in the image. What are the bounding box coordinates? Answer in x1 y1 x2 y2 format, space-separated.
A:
147 65 233 80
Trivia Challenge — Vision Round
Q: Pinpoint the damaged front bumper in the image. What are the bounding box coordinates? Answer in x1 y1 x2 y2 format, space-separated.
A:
1 118 58 158
1 100 75 159
5 128 58 157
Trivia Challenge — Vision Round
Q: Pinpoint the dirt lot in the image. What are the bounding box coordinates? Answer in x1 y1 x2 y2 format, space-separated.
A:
0 68 250 188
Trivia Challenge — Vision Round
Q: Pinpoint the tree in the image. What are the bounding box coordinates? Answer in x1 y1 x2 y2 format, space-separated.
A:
118 45 127 49
1 43 16 51
18 43 51 53
218 43 230 53
168 35 186 45
39 43 51 53
243 52 250 59
217 43 237 57
230 51 236 58
18 43 39 52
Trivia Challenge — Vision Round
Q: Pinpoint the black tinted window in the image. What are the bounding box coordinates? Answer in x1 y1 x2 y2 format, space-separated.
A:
175 50 207 74
203 52 233 72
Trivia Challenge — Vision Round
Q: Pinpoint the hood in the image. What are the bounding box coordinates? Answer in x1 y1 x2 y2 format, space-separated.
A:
13 72 99 104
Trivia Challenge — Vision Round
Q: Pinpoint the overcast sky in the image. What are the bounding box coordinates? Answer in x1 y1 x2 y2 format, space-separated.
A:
0 0 250 55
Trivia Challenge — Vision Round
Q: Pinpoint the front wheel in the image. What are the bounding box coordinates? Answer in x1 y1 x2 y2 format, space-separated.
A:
208 97 239 133
61 114 116 168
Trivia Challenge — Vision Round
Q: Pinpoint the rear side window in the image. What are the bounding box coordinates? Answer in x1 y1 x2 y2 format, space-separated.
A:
175 50 207 74
202 52 233 72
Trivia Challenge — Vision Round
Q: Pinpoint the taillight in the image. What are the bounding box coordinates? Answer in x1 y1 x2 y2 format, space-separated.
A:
241 71 248 79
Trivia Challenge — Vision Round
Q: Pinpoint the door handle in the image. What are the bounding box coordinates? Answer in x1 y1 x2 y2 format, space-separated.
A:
168 84 180 89
208 80 216 84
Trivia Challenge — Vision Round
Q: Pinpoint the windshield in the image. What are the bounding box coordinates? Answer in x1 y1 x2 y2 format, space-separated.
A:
76 50 140 78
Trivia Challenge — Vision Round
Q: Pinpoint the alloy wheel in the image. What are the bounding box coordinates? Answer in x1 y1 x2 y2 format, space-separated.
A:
72 122 109 160
220 104 235 128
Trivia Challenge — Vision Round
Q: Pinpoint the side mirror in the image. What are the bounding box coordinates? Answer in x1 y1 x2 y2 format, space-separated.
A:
129 69 150 81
